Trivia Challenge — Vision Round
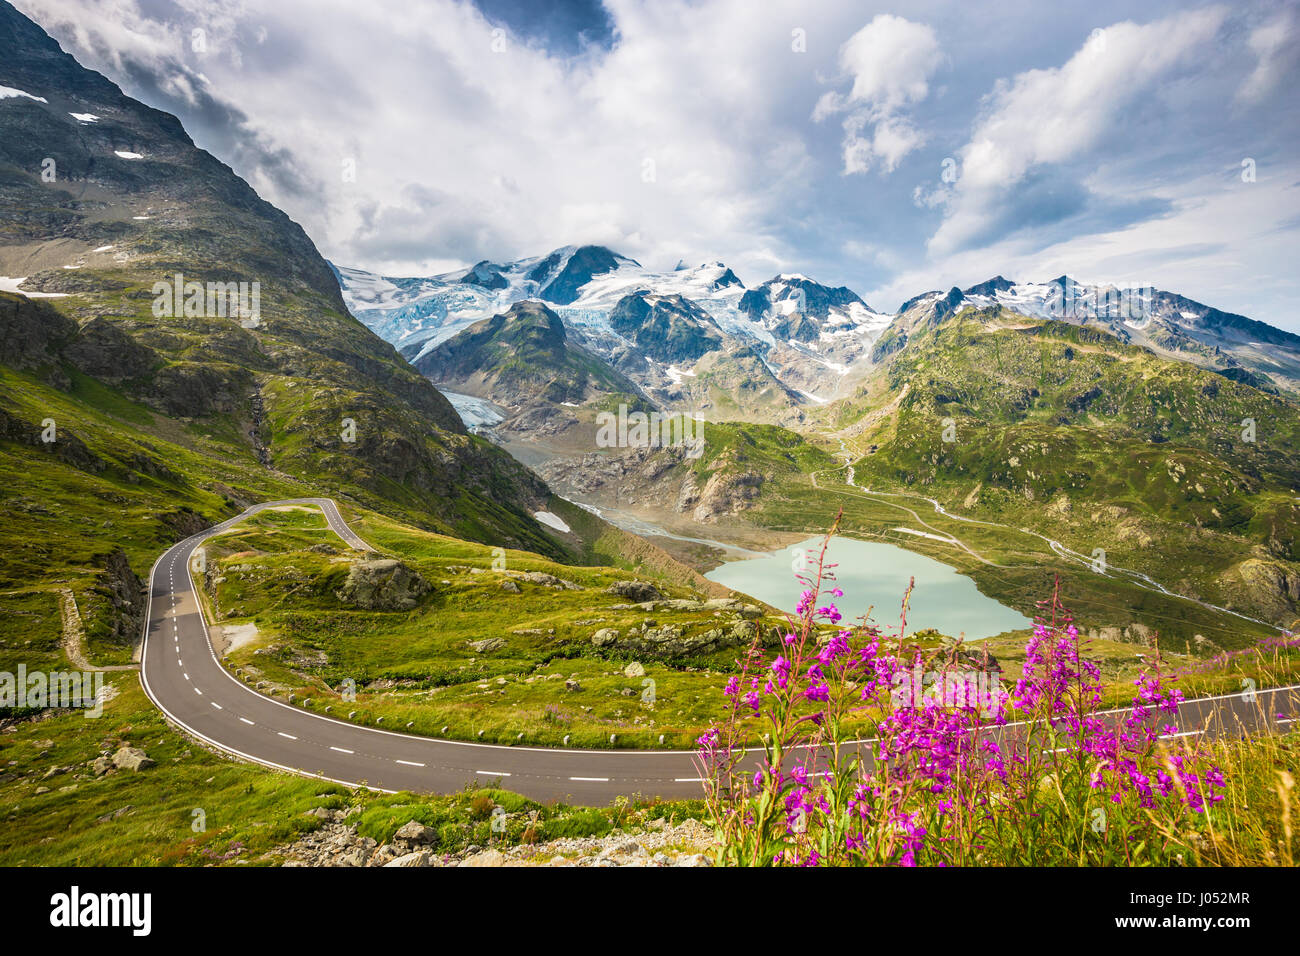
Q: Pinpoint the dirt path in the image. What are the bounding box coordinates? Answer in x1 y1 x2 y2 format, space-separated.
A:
59 588 136 672
809 450 1007 568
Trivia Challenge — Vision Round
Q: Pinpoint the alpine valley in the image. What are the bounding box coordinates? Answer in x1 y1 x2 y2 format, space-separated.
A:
337 248 1300 649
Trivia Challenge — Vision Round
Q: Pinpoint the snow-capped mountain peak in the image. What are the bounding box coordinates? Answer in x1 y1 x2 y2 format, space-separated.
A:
335 246 898 408
892 275 1300 392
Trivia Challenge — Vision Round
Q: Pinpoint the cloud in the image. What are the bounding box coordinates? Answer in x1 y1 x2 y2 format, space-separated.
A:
813 14 941 175
868 169 1300 332
1238 8 1299 103
11 0 1300 332
927 7 1227 256
16 0 850 278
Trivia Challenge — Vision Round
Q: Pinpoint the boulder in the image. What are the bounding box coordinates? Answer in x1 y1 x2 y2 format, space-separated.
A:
394 820 436 845
335 559 430 610
517 571 580 590
623 662 646 678
384 850 434 867
607 580 662 602
460 848 507 867
611 620 766 659
111 746 155 772
598 838 649 863
591 628 620 647
467 638 506 654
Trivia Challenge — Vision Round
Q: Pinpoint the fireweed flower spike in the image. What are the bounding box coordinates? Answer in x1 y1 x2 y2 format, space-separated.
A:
696 518 1229 867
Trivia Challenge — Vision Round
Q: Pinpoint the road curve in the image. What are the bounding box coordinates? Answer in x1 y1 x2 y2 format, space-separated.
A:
139 498 704 803
140 498 1300 805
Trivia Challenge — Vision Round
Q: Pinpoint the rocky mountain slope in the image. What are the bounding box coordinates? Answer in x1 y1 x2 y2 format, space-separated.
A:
0 2 616 656
337 249 892 420
414 300 646 442
880 276 1300 394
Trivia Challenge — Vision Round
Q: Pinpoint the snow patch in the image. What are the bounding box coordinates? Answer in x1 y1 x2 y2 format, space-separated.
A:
533 511 572 534
114 151 143 160
0 277 68 298
0 86 46 103
69 112 98 122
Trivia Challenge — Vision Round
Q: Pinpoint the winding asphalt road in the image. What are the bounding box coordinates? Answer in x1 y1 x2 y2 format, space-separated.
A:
140 498 1300 804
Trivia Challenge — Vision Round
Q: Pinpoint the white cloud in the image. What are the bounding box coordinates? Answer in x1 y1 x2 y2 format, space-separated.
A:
16 0 860 278
814 14 941 176
869 167 1300 331
1238 9 1298 103
11 0 1299 331
928 7 1227 256
839 14 941 114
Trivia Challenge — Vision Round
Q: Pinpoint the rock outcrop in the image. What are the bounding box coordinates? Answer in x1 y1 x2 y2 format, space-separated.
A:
606 580 663 602
272 811 715 867
591 617 766 658
689 469 763 522
335 559 431 611
111 746 155 772
98 548 146 651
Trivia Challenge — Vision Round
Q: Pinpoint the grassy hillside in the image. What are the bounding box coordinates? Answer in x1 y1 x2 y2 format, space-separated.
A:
0 672 702 865
0 3 657 660
817 306 1300 636
190 506 776 747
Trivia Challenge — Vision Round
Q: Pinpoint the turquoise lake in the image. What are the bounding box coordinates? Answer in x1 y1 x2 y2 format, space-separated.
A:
705 536 1032 640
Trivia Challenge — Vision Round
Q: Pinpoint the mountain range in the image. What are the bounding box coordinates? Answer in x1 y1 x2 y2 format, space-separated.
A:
335 247 896 418
332 245 1300 633
337 250 1300 436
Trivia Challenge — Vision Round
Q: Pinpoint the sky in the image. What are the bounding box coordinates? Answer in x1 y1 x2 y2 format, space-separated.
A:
12 0 1300 328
